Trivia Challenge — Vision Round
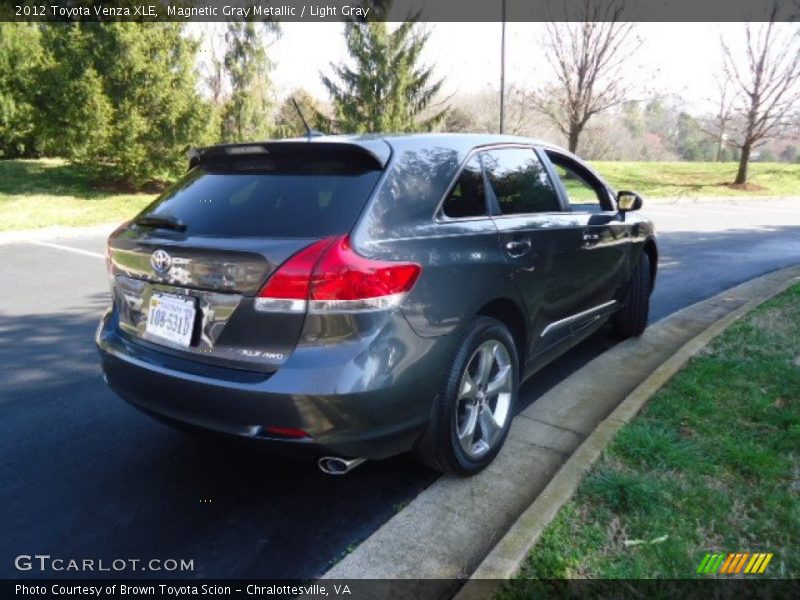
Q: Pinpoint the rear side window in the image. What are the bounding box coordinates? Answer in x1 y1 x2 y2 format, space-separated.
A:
441 156 487 218
138 161 382 238
483 148 560 215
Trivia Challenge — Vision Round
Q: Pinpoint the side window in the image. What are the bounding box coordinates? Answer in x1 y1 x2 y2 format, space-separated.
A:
548 156 608 212
482 148 561 215
441 156 487 218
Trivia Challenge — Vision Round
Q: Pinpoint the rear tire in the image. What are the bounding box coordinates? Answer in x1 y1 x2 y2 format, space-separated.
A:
415 317 519 475
613 252 651 338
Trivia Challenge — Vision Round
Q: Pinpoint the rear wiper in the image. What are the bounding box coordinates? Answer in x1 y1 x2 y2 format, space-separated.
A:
134 215 187 232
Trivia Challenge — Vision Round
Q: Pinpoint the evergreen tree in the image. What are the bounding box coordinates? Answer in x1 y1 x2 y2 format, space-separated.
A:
221 22 279 142
320 21 447 133
36 23 216 186
0 24 46 157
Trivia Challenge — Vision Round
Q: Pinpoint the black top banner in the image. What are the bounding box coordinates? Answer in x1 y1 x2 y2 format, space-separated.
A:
2 0 800 23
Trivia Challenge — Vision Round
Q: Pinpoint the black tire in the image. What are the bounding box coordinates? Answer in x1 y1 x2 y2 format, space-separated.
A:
612 252 651 338
415 317 519 475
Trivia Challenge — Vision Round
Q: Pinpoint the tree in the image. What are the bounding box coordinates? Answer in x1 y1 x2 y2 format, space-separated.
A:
442 106 478 133
201 27 228 106
721 4 800 183
0 24 46 157
221 22 279 142
36 23 216 186
699 78 736 161
528 0 639 153
674 112 717 162
320 21 447 133
274 89 325 138
779 144 797 162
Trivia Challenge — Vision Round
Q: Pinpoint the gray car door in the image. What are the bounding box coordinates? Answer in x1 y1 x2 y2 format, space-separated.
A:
541 150 631 338
480 146 578 360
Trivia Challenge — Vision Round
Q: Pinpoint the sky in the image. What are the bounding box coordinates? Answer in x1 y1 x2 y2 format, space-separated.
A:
192 22 794 114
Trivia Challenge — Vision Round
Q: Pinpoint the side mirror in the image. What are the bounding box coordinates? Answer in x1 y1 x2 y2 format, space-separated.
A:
617 190 643 212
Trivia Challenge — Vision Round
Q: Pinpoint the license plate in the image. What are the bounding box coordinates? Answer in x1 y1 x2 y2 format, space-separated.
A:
146 293 196 347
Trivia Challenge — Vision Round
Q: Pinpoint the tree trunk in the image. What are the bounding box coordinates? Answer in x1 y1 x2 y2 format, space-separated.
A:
567 122 581 153
735 141 751 184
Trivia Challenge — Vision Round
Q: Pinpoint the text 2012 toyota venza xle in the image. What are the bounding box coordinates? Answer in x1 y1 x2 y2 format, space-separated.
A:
96 134 657 475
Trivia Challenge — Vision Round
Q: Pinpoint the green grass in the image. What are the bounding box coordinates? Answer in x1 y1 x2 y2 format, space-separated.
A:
0 159 155 231
500 284 800 591
0 158 798 232
590 161 800 198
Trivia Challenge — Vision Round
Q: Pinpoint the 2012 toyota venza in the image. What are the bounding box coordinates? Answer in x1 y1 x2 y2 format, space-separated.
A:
96 134 657 475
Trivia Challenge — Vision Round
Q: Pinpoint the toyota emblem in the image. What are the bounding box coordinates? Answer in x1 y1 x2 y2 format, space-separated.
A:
150 249 172 275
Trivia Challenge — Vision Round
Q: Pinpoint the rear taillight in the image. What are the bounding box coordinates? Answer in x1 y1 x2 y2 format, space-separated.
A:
255 235 421 314
255 238 335 313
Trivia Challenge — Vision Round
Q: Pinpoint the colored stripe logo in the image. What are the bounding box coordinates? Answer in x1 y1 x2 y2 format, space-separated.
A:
697 552 773 574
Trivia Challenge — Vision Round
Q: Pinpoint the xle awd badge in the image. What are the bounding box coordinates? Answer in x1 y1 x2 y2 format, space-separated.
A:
151 249 172 275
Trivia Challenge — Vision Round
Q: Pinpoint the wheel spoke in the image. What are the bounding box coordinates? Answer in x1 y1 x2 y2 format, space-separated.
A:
458 404 479 444
459 370 477 400
475 343 496 387
478 405 501 446
485 364 511 397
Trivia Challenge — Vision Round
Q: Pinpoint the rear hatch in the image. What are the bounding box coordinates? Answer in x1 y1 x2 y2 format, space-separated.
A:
107 141 387 373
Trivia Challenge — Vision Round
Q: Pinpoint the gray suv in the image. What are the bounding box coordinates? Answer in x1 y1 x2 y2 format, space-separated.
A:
96 134 657 476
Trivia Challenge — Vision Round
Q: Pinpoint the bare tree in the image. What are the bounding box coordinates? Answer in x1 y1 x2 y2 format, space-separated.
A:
199 26 228 106
722 3 800 183
528 0 639 153
700 78 737 162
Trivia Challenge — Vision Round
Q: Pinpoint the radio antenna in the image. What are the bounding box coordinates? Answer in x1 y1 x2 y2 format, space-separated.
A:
291 97 323 140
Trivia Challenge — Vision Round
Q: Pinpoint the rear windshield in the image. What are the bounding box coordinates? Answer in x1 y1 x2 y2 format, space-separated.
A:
138 160 382 238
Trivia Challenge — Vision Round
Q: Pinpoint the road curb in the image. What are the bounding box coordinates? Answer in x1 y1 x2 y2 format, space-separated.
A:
453 265 800 599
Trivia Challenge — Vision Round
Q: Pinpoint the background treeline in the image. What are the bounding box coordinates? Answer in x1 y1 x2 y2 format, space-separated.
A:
0 23 217 187
0 21 449 187
1 18 798 189
450 90 798 164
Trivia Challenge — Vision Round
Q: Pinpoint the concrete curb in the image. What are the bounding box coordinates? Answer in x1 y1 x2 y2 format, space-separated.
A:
454 266 800 599
321 265 800 599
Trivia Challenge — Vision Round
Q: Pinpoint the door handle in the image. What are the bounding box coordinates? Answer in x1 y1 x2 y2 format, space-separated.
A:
505 239 532 257
583 233 600 244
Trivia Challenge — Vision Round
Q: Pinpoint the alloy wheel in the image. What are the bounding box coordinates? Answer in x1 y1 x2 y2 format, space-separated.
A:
454 339 513 459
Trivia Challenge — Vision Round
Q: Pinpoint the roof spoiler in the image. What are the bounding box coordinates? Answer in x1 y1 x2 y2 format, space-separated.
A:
187 140 391 170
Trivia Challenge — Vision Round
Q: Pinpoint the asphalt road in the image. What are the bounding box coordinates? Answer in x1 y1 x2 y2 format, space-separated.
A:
2 198 799 579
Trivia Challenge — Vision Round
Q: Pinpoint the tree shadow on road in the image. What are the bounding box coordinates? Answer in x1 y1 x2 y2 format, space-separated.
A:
0 292 110 402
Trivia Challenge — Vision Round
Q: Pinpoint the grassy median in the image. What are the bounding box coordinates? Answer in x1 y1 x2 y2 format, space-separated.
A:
0 159 155 231
1 158 799 232
501 284 800 589
594 161 800 198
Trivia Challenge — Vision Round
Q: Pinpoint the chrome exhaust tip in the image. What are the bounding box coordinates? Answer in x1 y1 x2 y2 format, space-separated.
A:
318 456 367 475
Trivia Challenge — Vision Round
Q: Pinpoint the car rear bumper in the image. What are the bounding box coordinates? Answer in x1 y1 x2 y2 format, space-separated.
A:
96 309 455 461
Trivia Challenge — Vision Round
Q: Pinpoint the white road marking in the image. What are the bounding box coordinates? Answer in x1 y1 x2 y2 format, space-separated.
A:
29 241 105 260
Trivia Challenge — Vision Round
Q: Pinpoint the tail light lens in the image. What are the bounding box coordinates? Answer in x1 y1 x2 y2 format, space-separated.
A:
255 235 421 314
255 238 335 313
